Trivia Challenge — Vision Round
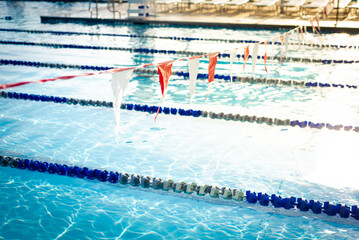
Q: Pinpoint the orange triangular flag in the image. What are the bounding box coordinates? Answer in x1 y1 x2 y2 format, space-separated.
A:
158 61 174 96
208 52 219 83
310 19 320 35
323 7 327 20
264 41 268 73
241 45 250 82
315 15 321 33
155 60 174 121
280 35 284 63
243 46 250 71
300 26 304 41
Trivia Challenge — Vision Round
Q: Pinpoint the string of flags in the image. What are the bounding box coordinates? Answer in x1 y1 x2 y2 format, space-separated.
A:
0 0 337 138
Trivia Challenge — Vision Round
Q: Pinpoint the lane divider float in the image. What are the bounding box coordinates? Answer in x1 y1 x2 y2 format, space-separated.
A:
0 155 358 224
0 40 357 64
1 28 358 49
1 91 358 133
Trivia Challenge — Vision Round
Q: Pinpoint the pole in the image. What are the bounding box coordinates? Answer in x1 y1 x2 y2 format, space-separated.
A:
335 0 339 27
96 0 99 18
112 0 115 18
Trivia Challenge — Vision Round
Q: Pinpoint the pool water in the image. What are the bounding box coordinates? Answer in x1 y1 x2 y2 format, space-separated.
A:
1 1 359 239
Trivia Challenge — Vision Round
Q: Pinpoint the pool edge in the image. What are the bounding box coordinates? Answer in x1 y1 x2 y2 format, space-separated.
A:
40 16 359 33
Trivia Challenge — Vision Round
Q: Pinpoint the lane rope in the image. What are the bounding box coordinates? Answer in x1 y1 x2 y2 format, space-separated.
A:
1 90 358 133
0 40 357 64
0 155 358 225
1 28 358 49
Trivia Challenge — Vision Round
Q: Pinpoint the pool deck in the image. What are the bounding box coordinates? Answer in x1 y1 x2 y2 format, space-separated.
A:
40 2 359 32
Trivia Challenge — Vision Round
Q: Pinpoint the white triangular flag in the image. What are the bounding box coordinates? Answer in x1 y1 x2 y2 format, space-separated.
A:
111 69 134 140
284 33 289 57
188 57 200 102
251 44 259 75
270 38 275 65
326 2 333 15
229 49 237 82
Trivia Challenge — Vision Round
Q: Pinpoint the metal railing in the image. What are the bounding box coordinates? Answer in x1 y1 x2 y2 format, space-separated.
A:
89 0 99 18
107 0 123 18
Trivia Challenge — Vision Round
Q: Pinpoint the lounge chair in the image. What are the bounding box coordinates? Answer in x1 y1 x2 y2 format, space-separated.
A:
333 0 352 9
201 0 229 11
177 0 206 10
318 0 352 17
156 0 181 11
301 0 329 15
348 1 359 16
157 0 180 4
330 0 353 16
283 0 307 15
225 0 250 7
225 0 250 11
302 0 329 8
251 0 281 12
332 0 352 15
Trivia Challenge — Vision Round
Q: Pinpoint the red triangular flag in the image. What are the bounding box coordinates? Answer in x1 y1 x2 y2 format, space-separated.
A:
243 46 250 71
300 26 304 41
208 52 219 83
280 35 284 63
264 41 268 73
158 61 174 96
324 7 327 20
310 19 320 35
241 45 250 82
315 15 321 33
155 61 174 121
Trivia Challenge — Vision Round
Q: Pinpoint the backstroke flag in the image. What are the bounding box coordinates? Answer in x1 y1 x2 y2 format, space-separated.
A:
251 43 259 75
310 19 319 35
208 52 219 83
111 69 134 140
229 49 237 82
296 28 301 49
158 61 174 96
315 15 321 33
243 45 250 71
205 52 219 100
326 1 334 15
264 41 268 73
155 60 174 121
323 7 327 20
188 57 200 103
300 26 304 41
284 33 289 57
241 45 250 81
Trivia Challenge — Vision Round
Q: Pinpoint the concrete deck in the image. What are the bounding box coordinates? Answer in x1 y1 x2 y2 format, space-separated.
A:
41 2 359 33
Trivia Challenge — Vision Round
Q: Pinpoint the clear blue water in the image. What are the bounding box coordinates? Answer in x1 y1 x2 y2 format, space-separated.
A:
1 1 359 239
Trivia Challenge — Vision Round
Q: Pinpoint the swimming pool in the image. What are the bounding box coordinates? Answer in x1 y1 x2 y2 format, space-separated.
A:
1 1 359 239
